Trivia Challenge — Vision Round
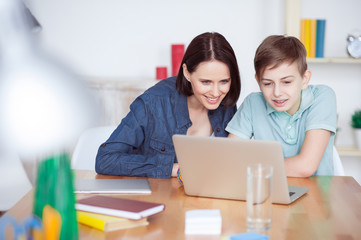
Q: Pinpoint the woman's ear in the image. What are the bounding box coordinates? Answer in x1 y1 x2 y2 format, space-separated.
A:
302 70 312 89
183 63 190 81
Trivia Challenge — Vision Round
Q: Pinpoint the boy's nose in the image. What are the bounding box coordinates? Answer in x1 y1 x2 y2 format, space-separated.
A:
273 85 281 96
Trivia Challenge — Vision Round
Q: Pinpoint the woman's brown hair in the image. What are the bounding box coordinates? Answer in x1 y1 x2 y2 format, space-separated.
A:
176 32 241 107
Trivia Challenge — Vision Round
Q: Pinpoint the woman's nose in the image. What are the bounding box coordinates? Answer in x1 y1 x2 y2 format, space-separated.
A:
211 85 219 96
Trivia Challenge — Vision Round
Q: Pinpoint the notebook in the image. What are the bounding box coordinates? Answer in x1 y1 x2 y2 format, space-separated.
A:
74 179 152 194
172 135 309 204
76 196 165 220
77 210 149 232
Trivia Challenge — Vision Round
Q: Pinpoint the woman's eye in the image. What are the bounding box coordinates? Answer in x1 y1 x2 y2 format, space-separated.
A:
221 79 230 84
201 80 211 84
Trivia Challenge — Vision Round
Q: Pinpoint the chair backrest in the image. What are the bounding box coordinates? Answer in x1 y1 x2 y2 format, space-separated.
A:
0 152 32 211
71 125 116 170
333 146 345 176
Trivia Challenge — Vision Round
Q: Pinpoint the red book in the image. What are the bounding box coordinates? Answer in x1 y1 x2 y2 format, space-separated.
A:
156 66 168 80
171 44 185 77
76 196 165 220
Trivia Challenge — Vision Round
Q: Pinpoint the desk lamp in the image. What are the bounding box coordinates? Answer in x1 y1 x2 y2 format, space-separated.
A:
0 0 98 239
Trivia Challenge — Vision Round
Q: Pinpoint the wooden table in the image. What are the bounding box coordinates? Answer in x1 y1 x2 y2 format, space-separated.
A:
3 170 361 240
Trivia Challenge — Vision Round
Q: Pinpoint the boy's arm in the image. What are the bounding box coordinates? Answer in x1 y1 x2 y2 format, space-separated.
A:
285 129 331 177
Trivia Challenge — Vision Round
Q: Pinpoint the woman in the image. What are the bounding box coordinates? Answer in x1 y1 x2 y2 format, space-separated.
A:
95 32 241 178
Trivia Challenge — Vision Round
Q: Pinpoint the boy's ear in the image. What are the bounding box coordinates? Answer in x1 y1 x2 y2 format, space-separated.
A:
183 64 190 82
302 70 312 89
255 74 261 89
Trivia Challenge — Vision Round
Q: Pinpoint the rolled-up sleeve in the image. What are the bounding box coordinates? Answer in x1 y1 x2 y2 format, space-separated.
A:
95 97 174 178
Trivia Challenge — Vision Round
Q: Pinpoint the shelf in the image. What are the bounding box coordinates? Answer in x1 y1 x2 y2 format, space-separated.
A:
307 58 361 64
336 146 361 157
285 0 361 65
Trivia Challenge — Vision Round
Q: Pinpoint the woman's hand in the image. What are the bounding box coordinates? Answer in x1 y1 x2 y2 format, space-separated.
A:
171 163 179 177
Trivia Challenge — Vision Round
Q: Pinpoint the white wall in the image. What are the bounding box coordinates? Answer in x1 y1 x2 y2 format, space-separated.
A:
26 0 284 100
25 0 361 147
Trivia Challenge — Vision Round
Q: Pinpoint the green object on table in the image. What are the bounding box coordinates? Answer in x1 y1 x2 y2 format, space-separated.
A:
33 153 78 240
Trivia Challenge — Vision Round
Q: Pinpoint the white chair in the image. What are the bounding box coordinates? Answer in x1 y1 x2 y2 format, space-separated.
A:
71 125 117 170
333 146 345 176
0 152 32 212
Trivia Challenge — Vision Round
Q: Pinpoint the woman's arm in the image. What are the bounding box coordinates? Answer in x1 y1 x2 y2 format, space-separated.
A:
285 129 331 177
95 141 175 178
95 98 175 179
171 163 179 177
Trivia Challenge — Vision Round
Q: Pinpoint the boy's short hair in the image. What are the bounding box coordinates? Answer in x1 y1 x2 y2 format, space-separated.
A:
254 35 308 78
176 32 241 107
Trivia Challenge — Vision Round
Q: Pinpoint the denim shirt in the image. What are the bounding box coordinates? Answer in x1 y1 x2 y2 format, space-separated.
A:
95 76 236 178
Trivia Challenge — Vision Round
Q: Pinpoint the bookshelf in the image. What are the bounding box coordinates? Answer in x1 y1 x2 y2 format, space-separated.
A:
285 0 361 159
284 0 361 65
336 146 361 157
307 58 361 64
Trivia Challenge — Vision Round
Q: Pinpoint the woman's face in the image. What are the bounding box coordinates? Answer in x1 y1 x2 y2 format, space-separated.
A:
183 60 231 110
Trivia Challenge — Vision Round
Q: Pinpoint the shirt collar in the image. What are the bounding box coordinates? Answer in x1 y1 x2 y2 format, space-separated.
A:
174 91 191 128
298 87 314 114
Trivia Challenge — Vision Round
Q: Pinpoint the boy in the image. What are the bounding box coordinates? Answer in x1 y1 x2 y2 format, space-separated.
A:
226 35 337 177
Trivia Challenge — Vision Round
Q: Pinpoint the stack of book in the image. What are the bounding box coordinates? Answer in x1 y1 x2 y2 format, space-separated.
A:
300 19 326 58
75 196 165 232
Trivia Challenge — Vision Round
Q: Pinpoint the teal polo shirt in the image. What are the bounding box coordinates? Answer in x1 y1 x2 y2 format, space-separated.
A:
226 85 337 176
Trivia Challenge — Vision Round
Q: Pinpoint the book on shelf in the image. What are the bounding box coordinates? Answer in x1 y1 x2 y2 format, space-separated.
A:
75 196 165 220
300 18 326 58
316 19 326 58
301 19 311 58
309 19 316 58
300 19 306 45
77 210 149 232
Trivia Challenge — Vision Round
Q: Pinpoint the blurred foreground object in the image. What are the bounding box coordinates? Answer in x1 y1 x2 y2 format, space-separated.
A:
33 153 77 239
0 0 99 158
0 0 98 239
0 151 32 211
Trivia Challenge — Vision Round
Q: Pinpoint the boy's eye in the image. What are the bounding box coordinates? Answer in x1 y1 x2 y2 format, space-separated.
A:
263 82 272 86
283 80 293 84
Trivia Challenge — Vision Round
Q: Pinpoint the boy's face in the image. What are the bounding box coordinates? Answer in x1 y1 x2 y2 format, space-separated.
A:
256 61 311 115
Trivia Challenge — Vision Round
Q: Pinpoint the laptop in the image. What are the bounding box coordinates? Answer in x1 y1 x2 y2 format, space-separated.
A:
172 135 308 204
74 179 152 194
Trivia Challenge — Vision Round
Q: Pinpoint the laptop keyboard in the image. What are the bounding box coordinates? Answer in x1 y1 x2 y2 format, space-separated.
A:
289 192 295 197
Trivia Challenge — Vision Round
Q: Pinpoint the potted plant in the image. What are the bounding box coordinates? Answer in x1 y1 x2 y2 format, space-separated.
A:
351 110 361 149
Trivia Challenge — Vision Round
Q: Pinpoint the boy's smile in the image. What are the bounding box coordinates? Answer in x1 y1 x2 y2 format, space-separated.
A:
257 61 311 115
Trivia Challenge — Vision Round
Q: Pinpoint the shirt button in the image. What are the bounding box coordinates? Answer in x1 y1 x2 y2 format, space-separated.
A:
216 128 220 132
101 143 107 147
210 112 214 115
161 147 165 152
287 125 291 129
